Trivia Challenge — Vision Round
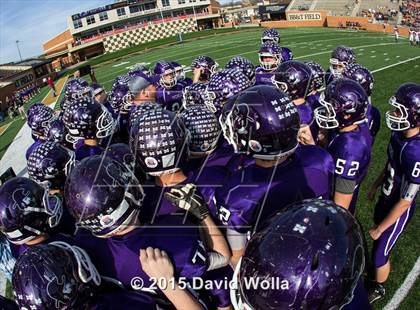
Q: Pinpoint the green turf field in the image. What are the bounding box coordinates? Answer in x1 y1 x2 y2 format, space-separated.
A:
2 27 419 307
0 86 50 160
86 27 419 309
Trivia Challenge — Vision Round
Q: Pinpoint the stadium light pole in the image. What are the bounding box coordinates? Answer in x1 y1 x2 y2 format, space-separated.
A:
192 3 198 30
15 40 23 62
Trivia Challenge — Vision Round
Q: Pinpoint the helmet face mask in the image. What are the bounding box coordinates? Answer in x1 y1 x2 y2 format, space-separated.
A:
386 96 411 131
315 93 340 129
259 53 280 71
160 70 177 88
329 59 346 78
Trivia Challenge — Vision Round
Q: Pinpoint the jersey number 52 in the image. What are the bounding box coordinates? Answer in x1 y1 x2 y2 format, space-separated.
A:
335 159 359 177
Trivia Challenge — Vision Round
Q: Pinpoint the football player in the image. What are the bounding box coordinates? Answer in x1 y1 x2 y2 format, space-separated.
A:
128 74 159 105
304 60 326 110
225 56 256 85
0 177 73 261
326 45 357 83
65 155 230 309
314 78 372 213
46 117 75 150
203 69 252 114
11 242 175 310
214 85 334 266
63 96 116 160
191 55 219 84
366 83 419 303
231 198 369 309
272 60 317 145
180 105 221 174
342 63 381 141
108 83 135 141
154 61 184 111
128 63 151 77
27 141 75 193
255 42 282 85
26 103 56 159
171 61 193 87
261 28 280 44
129 109 232 309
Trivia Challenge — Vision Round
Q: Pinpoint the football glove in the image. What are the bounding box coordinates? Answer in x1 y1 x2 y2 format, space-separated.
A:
164 183 209 221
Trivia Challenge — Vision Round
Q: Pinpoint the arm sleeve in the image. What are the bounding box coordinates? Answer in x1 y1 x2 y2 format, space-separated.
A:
334 177 357 194
226 228 248 250
402 145 420 184
400 182 419 202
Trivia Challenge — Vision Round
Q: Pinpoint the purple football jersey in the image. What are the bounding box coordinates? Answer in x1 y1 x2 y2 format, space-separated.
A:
327 125 372 213
381 132 420 199
90 291 157 310
365 103 381 141
213 145 334 233
327 126 372 184
74 215 208 290
295 101 314 126
156 84 184 112
75 143 104 161
255 67 275 86
281 46 293 61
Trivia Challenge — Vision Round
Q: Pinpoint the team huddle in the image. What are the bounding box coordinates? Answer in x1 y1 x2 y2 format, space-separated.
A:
0 28 419 310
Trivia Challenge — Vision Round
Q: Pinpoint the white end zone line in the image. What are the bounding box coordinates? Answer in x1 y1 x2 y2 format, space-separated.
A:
384 257 420 310
372 56 420 73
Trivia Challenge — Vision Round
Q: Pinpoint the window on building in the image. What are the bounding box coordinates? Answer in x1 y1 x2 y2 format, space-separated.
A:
86 15 96 25
73 19 83 29
130 6 140 13
99 11 108 21
178 0 186 4
161 0 170 7
189 0 197 3
117 7 126 16
144 2 156 10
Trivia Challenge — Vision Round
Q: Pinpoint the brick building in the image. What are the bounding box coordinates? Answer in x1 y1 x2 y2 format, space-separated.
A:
43 0 222 71
0 59 55 112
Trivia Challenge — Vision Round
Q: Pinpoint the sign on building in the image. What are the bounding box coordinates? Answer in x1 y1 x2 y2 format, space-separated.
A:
287 12 323 21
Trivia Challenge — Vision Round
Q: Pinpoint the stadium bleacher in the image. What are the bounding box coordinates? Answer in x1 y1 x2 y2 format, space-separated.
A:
357 0 400 23
313 0 358 16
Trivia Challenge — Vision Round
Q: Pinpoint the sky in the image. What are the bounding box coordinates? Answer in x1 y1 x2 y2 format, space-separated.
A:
0 0 230 65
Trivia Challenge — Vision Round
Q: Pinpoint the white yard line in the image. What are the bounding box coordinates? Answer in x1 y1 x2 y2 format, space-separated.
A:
384 257 420 310
372 56 420 73
293 42 404 60
102 33 387 83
